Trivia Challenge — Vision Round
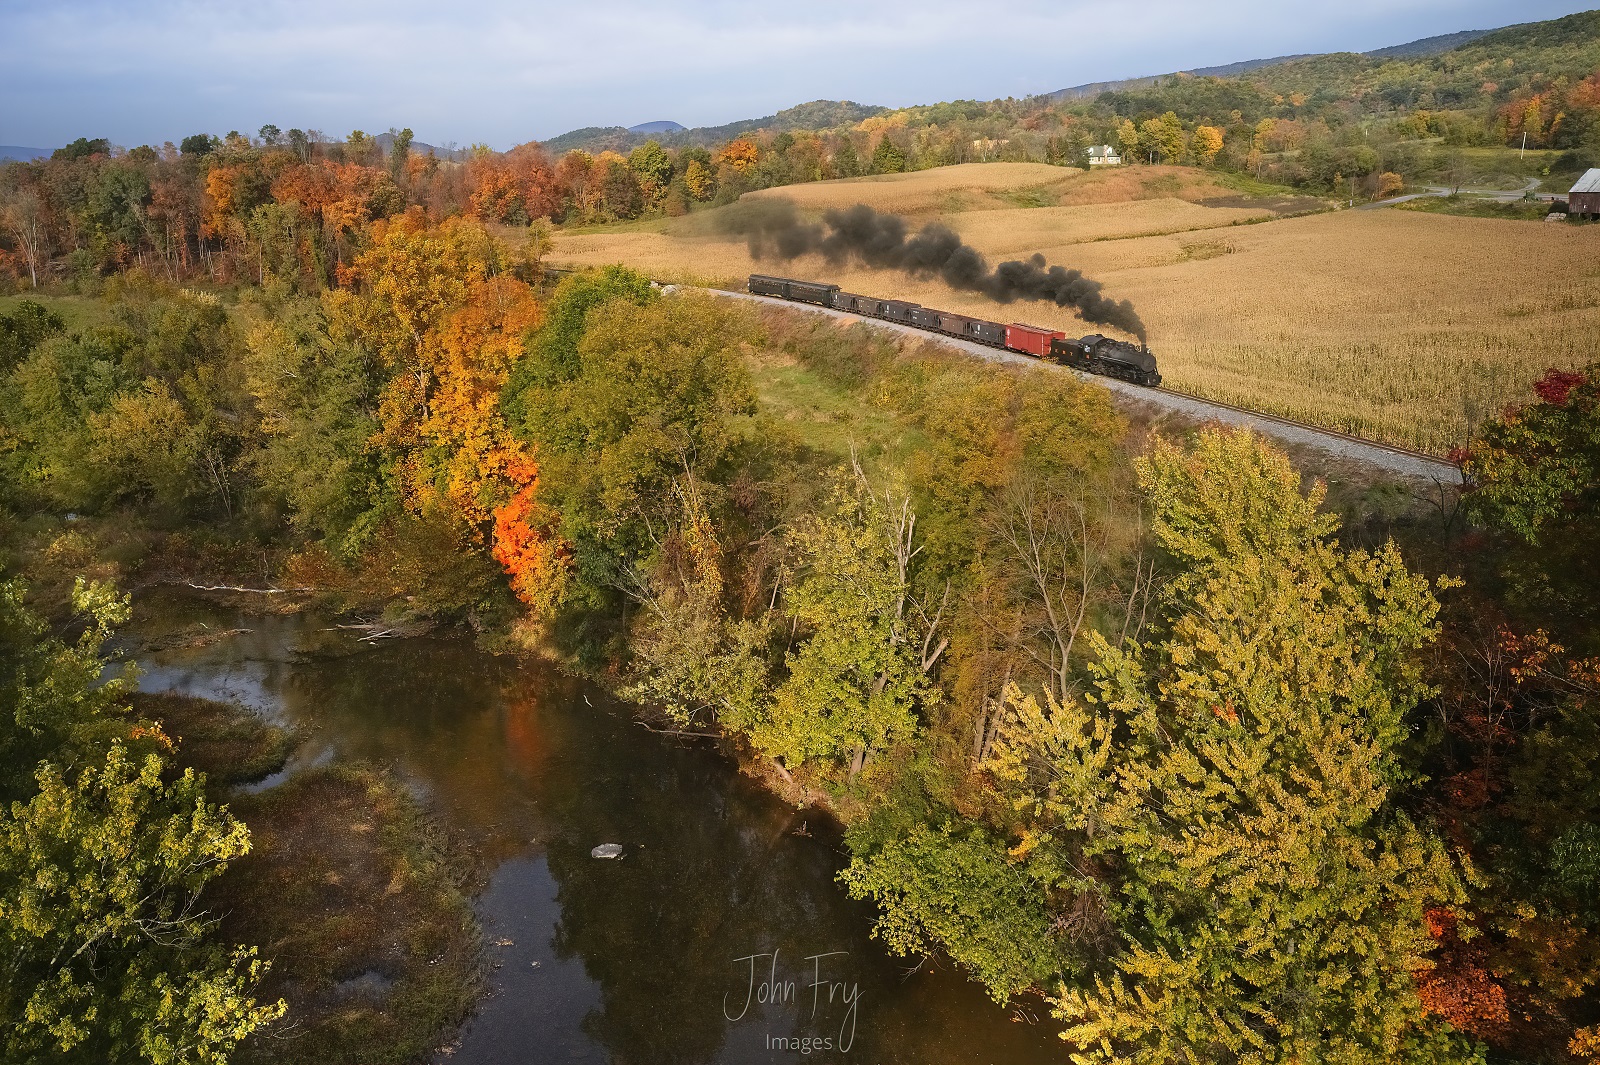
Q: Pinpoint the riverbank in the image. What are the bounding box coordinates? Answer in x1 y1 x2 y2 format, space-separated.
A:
140 689 483 1065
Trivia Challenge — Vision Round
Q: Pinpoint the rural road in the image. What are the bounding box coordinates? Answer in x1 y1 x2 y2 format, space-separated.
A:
1360 176 1547 210
702 288 1463 484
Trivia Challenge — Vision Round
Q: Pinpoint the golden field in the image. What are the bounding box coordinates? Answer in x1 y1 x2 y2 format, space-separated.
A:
551 165 1600 454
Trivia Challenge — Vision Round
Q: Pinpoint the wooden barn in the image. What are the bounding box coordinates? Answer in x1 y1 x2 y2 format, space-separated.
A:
1570 168 1600 218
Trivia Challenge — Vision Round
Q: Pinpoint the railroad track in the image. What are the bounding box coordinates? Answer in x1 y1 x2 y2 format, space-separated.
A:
548 269 1464 484
1144 386 1461 481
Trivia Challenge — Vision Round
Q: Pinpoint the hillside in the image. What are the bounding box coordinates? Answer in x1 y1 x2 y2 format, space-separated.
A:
1044 26 1494 98
1240 10 1600 104
542 100 886 154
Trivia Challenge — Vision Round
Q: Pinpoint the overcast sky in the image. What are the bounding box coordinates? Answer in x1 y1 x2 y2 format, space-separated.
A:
2 0 1594 150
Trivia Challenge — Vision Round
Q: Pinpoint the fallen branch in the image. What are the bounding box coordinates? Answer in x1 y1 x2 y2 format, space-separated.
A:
171 581 313 595
328 623 405 643
633 721 721 739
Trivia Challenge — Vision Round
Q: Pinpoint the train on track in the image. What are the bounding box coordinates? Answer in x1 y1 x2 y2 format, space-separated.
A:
747 274 1161 387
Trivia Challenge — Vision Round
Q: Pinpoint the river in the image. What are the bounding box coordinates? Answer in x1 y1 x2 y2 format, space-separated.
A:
125 592 1064 1064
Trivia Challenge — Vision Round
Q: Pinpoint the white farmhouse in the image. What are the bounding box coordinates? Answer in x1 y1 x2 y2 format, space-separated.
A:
1086 145 1122 166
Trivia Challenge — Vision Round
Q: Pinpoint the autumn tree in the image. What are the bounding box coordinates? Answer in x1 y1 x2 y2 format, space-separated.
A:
1464 365 1599 545
712 138 759 175
682 159 713 201
0 580 285 1063
325 214 558 608
507 279 755 617
978 429 1469 1063
1191 123 1224 164
0 188 47 288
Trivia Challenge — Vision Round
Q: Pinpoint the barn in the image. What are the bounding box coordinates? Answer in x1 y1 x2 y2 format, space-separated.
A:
1570 168 1600 219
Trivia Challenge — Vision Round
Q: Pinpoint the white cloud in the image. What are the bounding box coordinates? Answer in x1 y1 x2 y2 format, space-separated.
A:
0 0 1590 149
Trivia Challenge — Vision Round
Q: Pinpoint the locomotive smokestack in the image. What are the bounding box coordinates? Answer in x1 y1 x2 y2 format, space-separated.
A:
720 198 1147 341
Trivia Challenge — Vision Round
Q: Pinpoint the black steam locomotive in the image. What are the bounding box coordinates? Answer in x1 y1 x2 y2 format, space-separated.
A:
746 275 1160 387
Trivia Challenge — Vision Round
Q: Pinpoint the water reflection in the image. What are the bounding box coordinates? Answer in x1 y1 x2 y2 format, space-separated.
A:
126 592 1062 1064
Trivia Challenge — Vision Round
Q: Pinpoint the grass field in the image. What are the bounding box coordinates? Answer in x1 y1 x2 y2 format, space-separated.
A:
552 164 1600 454
0 292 112 331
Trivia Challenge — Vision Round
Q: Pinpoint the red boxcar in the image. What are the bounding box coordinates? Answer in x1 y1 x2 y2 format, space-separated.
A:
1005 323 1064 358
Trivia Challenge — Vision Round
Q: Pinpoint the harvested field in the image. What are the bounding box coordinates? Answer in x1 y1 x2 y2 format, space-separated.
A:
737 162 1320 216
948 200 1274 255
553 164 1599 453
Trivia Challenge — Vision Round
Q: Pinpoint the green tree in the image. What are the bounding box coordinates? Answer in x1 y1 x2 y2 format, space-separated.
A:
243 295 389 554
833 137 861 177
1 746 284 1064
627 141 672 193
508 282 756 613
871 137 906 174
718 476 941 780
0 579 132 803
839 823 1063 1002
599 158 642 219
1116 119 1140 160
1136 111 1185 163
387 126 413 184
0 580 284 1062
1464 367 1598 545
52 138 110 162
987 429 1470 1064
0 301 65 373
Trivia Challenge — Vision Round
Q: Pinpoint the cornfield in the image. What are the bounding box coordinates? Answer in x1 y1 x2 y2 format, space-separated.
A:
553 167 1599 454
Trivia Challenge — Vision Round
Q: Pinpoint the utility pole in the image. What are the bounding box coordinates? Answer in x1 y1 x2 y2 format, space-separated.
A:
1520 131 1528 160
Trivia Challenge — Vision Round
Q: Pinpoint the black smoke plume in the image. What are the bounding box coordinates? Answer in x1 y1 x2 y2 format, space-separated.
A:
719 199 1146 341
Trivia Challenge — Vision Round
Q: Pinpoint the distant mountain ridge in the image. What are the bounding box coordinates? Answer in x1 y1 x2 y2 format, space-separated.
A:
1041 26 1493 100
542 100 886 155
0 146 51 163
538 21 1509 154
372 130 466 161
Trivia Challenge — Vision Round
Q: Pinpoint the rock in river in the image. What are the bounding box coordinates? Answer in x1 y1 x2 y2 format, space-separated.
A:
591 843 624 859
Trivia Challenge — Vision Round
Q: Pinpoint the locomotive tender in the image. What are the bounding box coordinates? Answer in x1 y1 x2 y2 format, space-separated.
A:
746 274 1161 387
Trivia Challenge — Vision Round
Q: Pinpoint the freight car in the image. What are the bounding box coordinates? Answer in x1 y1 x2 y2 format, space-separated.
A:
747 274 1161 387
748 274 838 306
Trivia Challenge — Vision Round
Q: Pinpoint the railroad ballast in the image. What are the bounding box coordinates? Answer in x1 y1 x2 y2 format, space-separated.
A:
746 274 1161 387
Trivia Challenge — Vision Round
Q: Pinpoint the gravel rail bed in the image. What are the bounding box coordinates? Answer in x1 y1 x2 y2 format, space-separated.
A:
702 287 1462 485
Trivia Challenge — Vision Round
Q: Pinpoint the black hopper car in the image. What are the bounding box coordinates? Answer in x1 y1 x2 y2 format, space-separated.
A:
746 274 1160 387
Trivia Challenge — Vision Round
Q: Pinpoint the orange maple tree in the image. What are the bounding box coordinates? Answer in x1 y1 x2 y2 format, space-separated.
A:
331 213 565 609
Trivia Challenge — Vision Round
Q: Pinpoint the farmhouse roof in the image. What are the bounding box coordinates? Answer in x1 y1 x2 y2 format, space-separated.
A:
1570 168 1600 194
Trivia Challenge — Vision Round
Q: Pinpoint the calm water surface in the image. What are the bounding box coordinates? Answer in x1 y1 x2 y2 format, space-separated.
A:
125 593 1062 1065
